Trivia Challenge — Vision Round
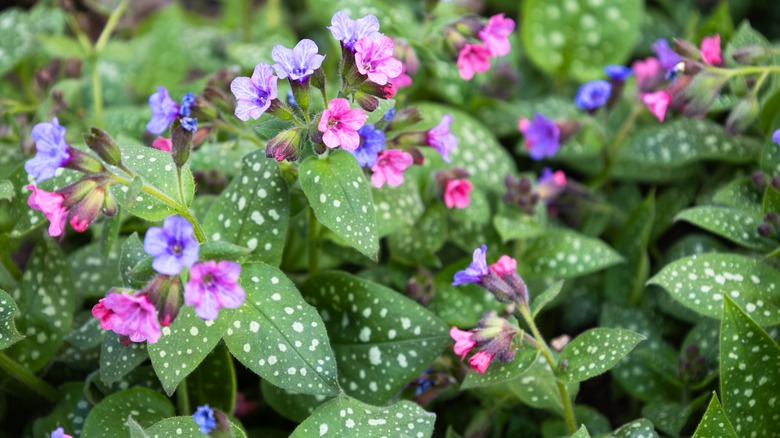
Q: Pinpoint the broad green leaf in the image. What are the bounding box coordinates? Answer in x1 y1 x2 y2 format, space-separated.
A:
38 35 84 59
203 151 289 266
641 400 696 438
65 318 105 351
7 166 82 238
712 177 763 216
0 180 13 201
522 0 643 81
261 380 333 423
6 239 74 371
149 306 231 395
558 328 645 383
448 215 502 254
0 289 23 350
144 416 247 438
189 141 256 179
692 394 737 438
290 395 436 438
504 356 578 415
110 145 195 222
127 416 149 438
302 272 450 405
32 382 92 438
119 233 147 289
100 333 149 386
69 240 123 299
651 184 697 241
299 151 379 259
520 229 623 279
531 281 564 317
130 6 188 94
449 187 490 225
461 347 538 389
81 388 174 438
187 343 237 414
372 177 425 237
388 205 447 267
675 206 774 251
224 263 340 396
720 297 780 437
611 419 660 438
605 194 655 304
493 209 546 243
0 6 65 75
649 253 780 325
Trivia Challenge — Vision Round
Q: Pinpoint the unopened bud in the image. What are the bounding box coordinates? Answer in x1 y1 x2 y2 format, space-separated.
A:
191 96 217 121
673 38 701 60
680 72 727 118
266 99 295 121
84 127 122 165
311 68 326 91
386 107 423 131
289 77 311 113
355 91 379 112
59 178 98 208
725 95 760 135
772 176 780 191
65 147 105 175
556 120 581 143
732 45 770 64
752 171 768 190
102 190 118 217
70 187 105 232
265 128 302 162
758 222 773 236
171 120 192 168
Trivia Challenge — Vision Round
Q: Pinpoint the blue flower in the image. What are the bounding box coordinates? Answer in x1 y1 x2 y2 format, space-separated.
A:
50 427 72 438
328 11 381 51
146 86 181 135
143 215 200 276
25 118 70 182
383 107 396 121
287 89 297 107
604 65 632 82
773 129 780 146
574 80 612 111
652 39 681 71
348 124 386 167
192 404 217 434
272 39 325 82
520 114 560 160
179 92 196 117
181 117 198 132
453 244 489 286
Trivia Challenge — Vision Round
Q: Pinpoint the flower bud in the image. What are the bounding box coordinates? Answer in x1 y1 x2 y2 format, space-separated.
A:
725 95 760 135
386 107 423 132
556 119 581 144
83 127 121 165
355 91 379 112
679 72 726 118
673 38 701 59
289 77 311 113
59 178 98 208
266 99 295 121
171 120 192 168
142 275 182 327
758 222 774 237
406 268 435 305
265 128 302 162
732 45 770 64
191 95 218 121
64 147 105 175
310 68 326 91
357 80 396 100
69 186 105 232
102 190 118 217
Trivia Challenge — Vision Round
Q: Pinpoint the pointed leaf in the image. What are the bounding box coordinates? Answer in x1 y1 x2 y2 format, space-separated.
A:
558 328 646 383
119 233 147 288
372 177 425 238
388 205 448 267
69 239 123 299
520 229 623 279
505 356 578 415
675 206 774 251
461 347 538 389
611 419 660 438
261 380 333 423
144 416 247 437
0 289 23 350
693 394 737 438
531 281 564 317
81 388 175 437
100 333 149 386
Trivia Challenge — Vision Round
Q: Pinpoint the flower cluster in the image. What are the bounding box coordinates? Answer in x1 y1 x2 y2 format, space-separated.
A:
453 245 528 304
450 312 522 374
450 14 516 80
147 87 199 134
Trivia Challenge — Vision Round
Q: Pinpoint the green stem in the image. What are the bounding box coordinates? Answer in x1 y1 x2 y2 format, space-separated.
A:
0 353 59 402
588 104 641 191
215 121 265 147
176 167 186 205
751 70 771 98
307 207 320 275
91 57 103 123
95 0 128 53
0 236 20 281
320 86 329 107
176 378 191 415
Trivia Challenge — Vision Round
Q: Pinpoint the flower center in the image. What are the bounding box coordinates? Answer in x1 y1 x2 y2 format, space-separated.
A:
255 90 269 107
327 117 339 129
202 273 215 287
171 243 183 255
292 67 306 77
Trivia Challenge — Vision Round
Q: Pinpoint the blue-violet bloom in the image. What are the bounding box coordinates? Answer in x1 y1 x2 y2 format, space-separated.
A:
51 427 73 438
25 118 70 182
272 39 325 82
181 117 198 132
773 129 780 146
519 114 560 160
348 124 386 167
328 11 381 51
383 107 396 121
146 86 180 135
231 63 279 121
287 89 297 107
179 92 196 117
652 39 681 71
574 80 612 111
453 244 489 286
427 114 458 163
604 65 632 82
193 404 217 434
144 215 200 276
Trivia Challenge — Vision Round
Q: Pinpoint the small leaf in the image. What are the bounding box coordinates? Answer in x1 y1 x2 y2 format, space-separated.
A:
558 328 645 383
675 206 773 251
692 394 737 438
0 289 23 350
520 229 623 279
611 419 660 438
81 388 175 437
572 425 591 438
461 347 538 389
532 281 564 317
100 333 149 386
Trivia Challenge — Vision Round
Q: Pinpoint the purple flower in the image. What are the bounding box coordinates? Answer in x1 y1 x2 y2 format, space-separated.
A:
652 39 681 70
193 404 217 434
51 427 73 438
427 114 458 163
574 80 612 111
146 86 180 135
383 108 395 121
519 114 560 160
231 63 279 121
453 244 489 286
604 65 632 82
328 11 381 51
272 39 325 82
180 117 198 132
184 260 245 321
355 35 403 85
179 92 196 117
143 215 199 276
25 118 70 182
773 129 780 146
348 124 386 167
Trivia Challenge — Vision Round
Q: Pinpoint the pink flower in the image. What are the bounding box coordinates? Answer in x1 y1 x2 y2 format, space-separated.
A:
444 179 472 209
457 44 491 80
641 90 672 122
92 290 161 344
370 149 413 188
450 327 476 360
701 34 722 66
389 63 413 88
184 260 245 321
632 57 661 92
318 98 367 150
489 255 517 277
468 351 494 374
152 136 172 152
478 14 515 57
26 184 68 237
355 35 403 85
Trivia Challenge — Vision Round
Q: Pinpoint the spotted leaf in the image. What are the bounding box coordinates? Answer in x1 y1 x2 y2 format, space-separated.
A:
605 193 655 304
675 206 774 251
189 141 255 179
520 229 623 279
649 253 780 326
388 205 447 267
558 328 646 383
143 416 247 437
300 150 379 260
461 347 538 389
531 281 565 317
262 380 333 423
290 395 436 438
32 382 92 437
119 233 148 289
505 356 579 415
611 419 660 438
302 271 450 405
372 177 425 238
69 239 123 299
100 333 149 386
0 289 23 350
692 394 737 438
224 263 340 396
202 150 289 266
81 388 174 437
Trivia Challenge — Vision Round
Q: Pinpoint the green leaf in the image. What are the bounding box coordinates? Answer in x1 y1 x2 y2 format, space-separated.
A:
299 151 379 260
290 395 436 438
504 356 578 415
119 233 147 288
641 400 697 438
65 318 105 351
203 151 289 266
187 343 237 414
126 416 149 438
493 209 546 243
520 229 623 279
110 145 195 222
760 138 780 176
572 425 591 438
461 347 538 389
32 382 92 437
81 388 175 437
693 394 738 438
720 297 780 437
649 253 780 325
144 416 247 437
610 419 660 438
224 263 340 396
605 193 655 304
521 0 643 82
302 272 450 405
763 186 780 215
189 141 255 179
0 180 13 201
675 206 773 251
38 35 84 59
149 306 231 395
0 289 23 350
6 239 74 371
69 239 123 299
100 333 149 386
388 205 448 267
558 328 645 383
712 177 763 217
531 281 564 318
0 6 65 75
261 380 332 423
372 177 425 238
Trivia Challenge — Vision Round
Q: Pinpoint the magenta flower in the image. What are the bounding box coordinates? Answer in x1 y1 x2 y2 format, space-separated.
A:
389 63 413 88
68 187 104 233
450 327 476 360
146 86 180 135
701 34 722 66
92 289 162 344
453 244 489 286
231 63 278 121
468 350 494 374
25 118 70 182
185 260 245 321
632 57 662 92
427 114 458 163
444 179 472 209
457 44 491 80
370 149 413 188
272 39 325 82
26 184 68 237
318 98 367 150
641 90 672 122
354 35 403 85
152 136 172 152
536 168 567 202
478 14 515 57
489 255 517 277
328 11 381 51
143 215 200 276
519 114 560 160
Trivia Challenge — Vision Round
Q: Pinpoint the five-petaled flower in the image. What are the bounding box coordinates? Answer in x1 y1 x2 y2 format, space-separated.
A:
348 124 386 167
26 185 68 237
231 63 279 121
456 44 491 80
193 404 217 434
328 11 381 51
272 39 325 82
519 114 561 160
371 149 413 188
452 244 489 286
478 13 515 57
143 215 200 276
185 260 245 321
427 114 458 163
468 351 495 374
355 35 403 85
318 98 367 150
91 289 162 344
26 118 70 182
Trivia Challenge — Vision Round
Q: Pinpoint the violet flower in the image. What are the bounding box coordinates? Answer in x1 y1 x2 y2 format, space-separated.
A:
272 39 325 82
231 63 278 121
193 405 217 434
184 260 245 321
519 114 560 160
25 118 70 182
143 215 200 276
574 80 612 111
452 244 489 286
652 39 681 71
328 11 381 51
427 114 458 163
146 86 180 135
